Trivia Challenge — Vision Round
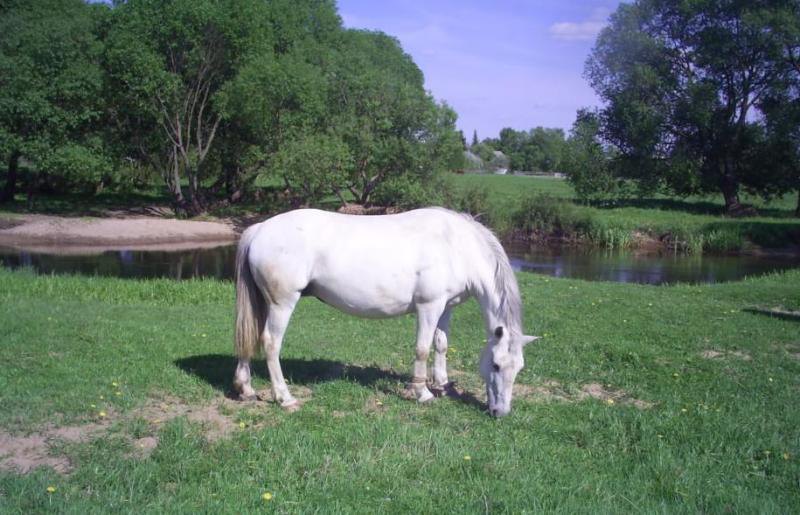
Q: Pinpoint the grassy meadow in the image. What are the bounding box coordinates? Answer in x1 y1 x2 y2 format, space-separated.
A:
1 267 799 512
451 175 800 253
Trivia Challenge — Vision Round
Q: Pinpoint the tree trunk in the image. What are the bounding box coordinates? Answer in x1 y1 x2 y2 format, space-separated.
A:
185 168 206 217
1 150 21 203
719 159 744 216
796 189 800 218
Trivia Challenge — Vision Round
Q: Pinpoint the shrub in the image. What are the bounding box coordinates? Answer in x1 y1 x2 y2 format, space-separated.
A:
512 193 594 237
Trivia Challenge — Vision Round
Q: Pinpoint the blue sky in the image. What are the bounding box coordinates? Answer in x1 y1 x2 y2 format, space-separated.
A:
337 0 622 139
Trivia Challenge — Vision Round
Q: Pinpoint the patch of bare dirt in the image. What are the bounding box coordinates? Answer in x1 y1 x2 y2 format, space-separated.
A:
336 203 401 216
0 214 237 248
0 419 109 474
0 217 25 230
363 396 387 414
505 379 653 409
0 432 72 474
700 349 752 361
131 437 159 459
514 380 573 403
0 392 289 475
578 383 653 409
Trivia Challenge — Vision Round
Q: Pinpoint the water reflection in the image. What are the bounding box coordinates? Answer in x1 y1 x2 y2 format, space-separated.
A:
506 243 800 285
0 245 237 281
0 243 798 285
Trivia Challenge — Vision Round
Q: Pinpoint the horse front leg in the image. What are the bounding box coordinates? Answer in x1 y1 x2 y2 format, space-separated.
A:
432 309 452 389
412 301 445 403
262 296 300 409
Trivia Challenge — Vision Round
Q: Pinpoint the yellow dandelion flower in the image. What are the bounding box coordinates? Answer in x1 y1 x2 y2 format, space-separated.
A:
681 408 688 413
768 377 773 382
606 398 615 405
673 373 679 378
463 455 471 461
46 486 56 494
201 333 207 338
98 411 107 418
99 395 104 400
115 391 122 396
90 404 96 409
262 492 273 501
783 452 790 460
239 422 246 429
375 400 383 406
111 381 118 387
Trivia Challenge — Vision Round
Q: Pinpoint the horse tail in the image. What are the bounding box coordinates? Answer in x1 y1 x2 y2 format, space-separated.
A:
235 224 265 360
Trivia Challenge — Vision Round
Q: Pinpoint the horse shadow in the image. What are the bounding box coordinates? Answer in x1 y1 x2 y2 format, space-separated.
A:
743 307 800 322
174 354 485 411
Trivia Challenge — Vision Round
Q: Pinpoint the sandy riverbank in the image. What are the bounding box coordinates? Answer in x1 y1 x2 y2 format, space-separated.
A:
0 214 239 250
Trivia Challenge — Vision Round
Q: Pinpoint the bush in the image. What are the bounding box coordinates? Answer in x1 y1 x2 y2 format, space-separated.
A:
512 193 594 237
371 173 445 209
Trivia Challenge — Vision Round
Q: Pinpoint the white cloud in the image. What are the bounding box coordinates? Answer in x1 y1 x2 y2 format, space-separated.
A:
549 8 609 42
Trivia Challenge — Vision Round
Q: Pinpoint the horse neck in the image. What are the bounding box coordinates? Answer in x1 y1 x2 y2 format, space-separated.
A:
473 273 519 336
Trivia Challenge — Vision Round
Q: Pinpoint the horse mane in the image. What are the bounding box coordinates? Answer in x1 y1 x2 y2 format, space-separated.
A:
436 208 523 332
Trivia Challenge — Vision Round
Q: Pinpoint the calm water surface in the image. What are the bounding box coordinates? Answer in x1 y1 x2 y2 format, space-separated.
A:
1 243 798 285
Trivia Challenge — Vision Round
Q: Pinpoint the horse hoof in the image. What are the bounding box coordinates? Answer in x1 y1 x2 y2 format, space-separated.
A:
280 400 301 412
417 390 435 403
239 392 258 402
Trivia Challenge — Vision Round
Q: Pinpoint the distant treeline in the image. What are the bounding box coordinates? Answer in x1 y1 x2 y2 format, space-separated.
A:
0 0 464 215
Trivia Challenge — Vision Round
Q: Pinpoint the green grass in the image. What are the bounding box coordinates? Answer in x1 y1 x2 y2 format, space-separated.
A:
1 268 799 512
451 175 800 252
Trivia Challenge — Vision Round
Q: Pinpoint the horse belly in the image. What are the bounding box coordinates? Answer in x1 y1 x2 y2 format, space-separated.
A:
309 275 415 318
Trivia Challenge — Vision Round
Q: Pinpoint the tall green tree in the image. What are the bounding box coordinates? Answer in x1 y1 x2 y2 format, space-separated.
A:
586 0 789 214
758 0 800 215
104 0 257 214
0 0 107 202
496 126 565 172
563 109 617 200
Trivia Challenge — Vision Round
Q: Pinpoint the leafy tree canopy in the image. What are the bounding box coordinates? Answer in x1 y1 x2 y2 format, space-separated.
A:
586 0 795 214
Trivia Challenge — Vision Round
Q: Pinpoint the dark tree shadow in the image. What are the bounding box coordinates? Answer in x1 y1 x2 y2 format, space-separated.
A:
586 197 795 219
743 307 800 322
174 353 486 412
587 197 726 215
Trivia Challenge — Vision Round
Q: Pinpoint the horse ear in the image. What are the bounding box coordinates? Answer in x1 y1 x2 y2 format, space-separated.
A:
494 326 504 338
520 335 539 346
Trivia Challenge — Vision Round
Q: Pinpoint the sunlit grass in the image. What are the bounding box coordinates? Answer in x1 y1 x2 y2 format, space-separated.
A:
1 268 798 512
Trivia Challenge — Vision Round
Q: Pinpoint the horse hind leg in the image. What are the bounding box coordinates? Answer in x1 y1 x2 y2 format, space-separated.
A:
234 359 258 401
262 294 301 409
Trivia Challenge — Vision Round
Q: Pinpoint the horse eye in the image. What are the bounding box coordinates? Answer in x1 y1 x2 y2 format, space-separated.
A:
492 363 500 372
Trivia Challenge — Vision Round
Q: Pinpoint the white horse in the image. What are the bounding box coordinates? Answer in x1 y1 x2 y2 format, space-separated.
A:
233 207 537 417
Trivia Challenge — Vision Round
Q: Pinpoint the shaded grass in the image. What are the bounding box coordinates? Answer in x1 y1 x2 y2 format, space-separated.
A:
1 268 799 512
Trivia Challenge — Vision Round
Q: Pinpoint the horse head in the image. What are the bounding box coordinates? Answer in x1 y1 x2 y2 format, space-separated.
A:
479 326 538 417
